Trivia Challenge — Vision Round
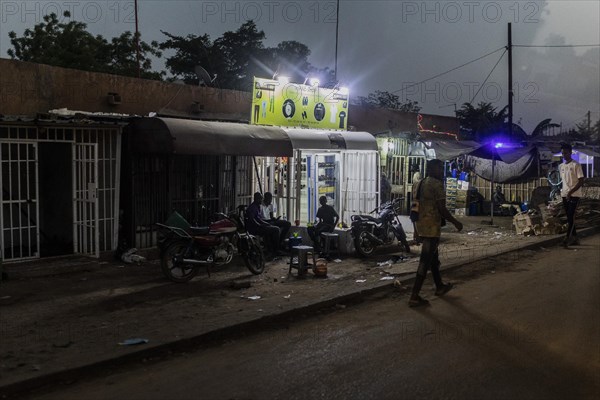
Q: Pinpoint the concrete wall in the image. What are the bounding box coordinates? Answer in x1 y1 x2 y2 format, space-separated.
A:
0 58 459 135
0 59 251 120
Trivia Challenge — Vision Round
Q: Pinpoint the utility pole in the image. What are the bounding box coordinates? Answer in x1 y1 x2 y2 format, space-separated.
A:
588 110 591 132
334 0 340 82
508 23 513 139
134 0 141 78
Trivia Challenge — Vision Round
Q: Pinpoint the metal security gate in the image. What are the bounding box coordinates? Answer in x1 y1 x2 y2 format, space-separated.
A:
0 141 40 261
72 143 99 257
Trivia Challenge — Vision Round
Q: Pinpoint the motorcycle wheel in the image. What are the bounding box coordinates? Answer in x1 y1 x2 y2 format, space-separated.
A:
160 241 199 283
243 238 265 275
354 230 376 257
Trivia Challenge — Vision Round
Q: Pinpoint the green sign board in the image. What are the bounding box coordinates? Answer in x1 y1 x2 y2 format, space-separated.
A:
251 77 349 130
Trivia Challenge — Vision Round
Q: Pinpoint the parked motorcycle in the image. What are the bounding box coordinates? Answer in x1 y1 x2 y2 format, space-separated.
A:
351 198 411 257
156 210 265 283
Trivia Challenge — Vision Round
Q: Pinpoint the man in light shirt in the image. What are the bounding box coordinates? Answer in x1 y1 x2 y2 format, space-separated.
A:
559 143 584 247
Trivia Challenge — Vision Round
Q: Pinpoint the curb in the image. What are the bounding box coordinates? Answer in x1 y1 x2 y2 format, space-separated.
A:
1 227 598 398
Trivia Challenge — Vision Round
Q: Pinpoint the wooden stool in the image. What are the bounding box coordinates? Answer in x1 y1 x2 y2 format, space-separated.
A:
320 232 340 260
289 245 316 276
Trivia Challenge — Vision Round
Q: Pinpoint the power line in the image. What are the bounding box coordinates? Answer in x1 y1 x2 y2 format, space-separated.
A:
469 49 507 104
514 44 600 48
391 46 506 94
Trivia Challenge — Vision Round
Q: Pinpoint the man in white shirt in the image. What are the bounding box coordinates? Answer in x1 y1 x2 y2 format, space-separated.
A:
261 192 291 249
558 143 584 246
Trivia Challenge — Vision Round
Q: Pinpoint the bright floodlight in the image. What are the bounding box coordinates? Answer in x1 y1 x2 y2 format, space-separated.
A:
339 87 349 95
277 76 290 84
309 78 320 86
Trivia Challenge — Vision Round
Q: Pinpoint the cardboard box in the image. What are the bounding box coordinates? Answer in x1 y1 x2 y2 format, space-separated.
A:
513 213 543 235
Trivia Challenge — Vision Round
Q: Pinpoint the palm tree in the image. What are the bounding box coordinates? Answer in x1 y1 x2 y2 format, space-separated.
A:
530 119 561 137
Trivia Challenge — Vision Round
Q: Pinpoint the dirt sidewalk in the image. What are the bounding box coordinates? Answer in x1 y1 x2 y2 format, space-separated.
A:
0 216 591 394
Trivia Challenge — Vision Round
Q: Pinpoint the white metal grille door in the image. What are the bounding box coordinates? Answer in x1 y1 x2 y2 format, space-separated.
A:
73 143 99 257
0 142 40 261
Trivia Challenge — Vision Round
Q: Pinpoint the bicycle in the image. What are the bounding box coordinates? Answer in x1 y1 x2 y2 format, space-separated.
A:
547 169 562 202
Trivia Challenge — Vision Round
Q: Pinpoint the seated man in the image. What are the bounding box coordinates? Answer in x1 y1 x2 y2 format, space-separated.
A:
493 186 521 216
245 192 282 259
307 196 339 254
261 192 291 249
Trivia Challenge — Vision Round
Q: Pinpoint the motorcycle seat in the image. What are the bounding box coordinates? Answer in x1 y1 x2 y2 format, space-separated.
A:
363 215 381 223
353 215 381 224
189 226 211 235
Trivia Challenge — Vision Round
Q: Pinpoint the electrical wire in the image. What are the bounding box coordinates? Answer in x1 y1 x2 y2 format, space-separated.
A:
469 49 507 104
391 46 506 94
513 44 600 48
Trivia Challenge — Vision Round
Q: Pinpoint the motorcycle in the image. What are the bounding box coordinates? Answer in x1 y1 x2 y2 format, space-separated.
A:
156 210 265 283
351 198 411 257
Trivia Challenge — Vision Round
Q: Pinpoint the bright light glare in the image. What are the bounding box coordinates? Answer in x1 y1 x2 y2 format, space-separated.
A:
277 76 290 84
309 78 320 86
339 87 349 95
494 143 504 148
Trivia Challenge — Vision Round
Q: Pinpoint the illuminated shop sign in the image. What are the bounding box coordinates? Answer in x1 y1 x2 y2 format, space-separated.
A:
251 77 349 130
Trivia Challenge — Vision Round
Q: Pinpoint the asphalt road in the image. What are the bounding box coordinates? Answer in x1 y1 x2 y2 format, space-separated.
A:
24 235 600 400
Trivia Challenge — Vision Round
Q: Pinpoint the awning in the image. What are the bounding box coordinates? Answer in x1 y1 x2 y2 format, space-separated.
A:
284 128 378 151
129 117 294 156
129 118 378 156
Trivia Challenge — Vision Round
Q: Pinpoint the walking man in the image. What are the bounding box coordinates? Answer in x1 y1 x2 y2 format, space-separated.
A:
559 143 584 247
408 159 463 308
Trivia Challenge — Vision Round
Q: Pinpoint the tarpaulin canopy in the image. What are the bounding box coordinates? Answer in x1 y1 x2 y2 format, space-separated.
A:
427 140 482 161
428 140 536 163
465 148 540 183
129 117 294 156
428 140 541 182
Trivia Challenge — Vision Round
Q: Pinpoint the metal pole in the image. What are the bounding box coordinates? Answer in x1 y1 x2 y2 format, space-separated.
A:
134 0 141 78
334 0 340 82
508 23 513 139
491 154 495 226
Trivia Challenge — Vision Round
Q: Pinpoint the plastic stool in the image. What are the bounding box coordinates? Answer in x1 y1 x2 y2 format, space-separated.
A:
288 245 317 276
320 232 340 260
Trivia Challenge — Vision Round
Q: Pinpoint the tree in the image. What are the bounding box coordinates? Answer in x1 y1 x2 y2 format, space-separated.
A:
109 32 163 80
530 118 561 137
8 11 163 79
456 102 508 141
159 31 214 84
212 21 266 90
8 12 110 72
270 41 312 83
353 90 422 112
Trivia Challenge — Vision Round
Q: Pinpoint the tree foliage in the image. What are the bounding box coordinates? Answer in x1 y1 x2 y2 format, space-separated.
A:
530 118 561 137
456 102 509 141
160 21 333 90
353 90 422 112
8 11 163 79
